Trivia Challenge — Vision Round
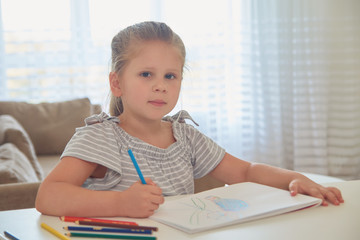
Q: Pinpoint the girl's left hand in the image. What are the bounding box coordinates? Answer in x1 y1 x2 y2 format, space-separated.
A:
289 178 344 206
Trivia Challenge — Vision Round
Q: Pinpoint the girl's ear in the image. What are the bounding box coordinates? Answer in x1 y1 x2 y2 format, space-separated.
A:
109 72 122 97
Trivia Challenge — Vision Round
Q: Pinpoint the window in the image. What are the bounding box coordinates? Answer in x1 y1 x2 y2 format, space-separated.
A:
1 0 359 179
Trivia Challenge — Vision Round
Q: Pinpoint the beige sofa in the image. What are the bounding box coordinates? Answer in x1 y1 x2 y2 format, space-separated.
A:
0 98 224 211
0 98 103 210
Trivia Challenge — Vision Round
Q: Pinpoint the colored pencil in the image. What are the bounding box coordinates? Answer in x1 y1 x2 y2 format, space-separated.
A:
128 149 147 184
64 226 152 235
41 223 70 240
3 231 19 240
76 220 158 231
66 232 157 239
60 216 138 225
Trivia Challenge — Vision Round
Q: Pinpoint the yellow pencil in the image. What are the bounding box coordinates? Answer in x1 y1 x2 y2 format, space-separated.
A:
41 223 70 240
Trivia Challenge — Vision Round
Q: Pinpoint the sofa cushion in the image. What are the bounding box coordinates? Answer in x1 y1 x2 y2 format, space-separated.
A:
0 182 40 211
0 98 92 155
0 115 43 180
0 143 39 183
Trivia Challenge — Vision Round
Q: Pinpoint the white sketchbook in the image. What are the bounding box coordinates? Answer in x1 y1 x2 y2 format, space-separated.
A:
150 182 322 233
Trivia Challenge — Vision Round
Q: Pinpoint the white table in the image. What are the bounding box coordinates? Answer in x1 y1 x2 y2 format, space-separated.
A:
0 180 359 240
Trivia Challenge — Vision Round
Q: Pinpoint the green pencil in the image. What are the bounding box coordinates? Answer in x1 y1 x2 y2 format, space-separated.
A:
66 232 157 239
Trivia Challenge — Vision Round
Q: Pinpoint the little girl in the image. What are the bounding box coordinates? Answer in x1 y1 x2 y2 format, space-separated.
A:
36 21 343 218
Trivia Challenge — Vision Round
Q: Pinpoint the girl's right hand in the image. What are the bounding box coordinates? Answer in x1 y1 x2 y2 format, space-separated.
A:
120 178 164 218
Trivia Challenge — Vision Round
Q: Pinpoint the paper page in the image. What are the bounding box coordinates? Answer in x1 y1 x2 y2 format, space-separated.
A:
150 182 321 233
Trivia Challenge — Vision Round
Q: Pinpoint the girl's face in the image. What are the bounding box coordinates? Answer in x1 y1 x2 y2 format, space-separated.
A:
113 40 183 122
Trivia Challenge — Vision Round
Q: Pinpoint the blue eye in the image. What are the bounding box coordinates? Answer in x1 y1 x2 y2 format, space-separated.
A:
140 72 151 78
165 73 176 80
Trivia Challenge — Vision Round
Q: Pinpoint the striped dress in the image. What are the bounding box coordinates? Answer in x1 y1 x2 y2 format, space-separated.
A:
61 110 225 196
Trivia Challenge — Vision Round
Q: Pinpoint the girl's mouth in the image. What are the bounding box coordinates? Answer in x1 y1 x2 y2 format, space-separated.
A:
148 100 166 107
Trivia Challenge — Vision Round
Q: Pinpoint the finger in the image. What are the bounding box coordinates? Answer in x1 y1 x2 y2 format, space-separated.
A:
148 185 163 196
305 187 327 206
289 181 298 196
144 178 156 186
323 190 340 205
147 198 164 213
151 195 165 205
316 190 328 206
327 187 344 203
148 192 164 207
149 202 161 211
147 209 156 217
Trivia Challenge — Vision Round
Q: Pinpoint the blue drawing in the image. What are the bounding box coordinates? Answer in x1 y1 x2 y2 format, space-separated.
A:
205 196 248 211
184 196 248 225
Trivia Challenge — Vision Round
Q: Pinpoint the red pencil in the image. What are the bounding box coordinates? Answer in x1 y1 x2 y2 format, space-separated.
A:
60 216 138 226
76 220 158 232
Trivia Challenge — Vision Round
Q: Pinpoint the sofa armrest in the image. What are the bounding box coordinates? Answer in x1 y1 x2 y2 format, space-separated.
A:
0 182 40 211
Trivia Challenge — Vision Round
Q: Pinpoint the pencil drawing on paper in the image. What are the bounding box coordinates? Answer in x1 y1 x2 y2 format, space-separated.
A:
205 196 248 211
185 196 248 225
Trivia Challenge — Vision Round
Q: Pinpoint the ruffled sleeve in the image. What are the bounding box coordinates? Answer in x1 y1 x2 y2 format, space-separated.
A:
163 110 199 126
85 112 120 125
169 111 226 179
60 113 123 190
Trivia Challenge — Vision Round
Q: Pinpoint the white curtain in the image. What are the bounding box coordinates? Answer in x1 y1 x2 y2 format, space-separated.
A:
1 0 359 179
225 0 360 180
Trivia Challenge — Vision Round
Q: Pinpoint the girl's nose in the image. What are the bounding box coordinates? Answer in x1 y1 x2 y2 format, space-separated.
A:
152 80 167 93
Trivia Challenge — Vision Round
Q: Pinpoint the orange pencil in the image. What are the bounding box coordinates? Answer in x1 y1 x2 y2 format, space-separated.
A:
60 216 138 226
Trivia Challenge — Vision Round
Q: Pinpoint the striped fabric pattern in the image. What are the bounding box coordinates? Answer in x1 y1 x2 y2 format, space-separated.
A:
61 111 225 195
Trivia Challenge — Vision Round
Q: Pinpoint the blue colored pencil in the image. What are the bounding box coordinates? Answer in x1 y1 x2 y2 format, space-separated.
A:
65 232 156 239
76 220 158 232
128 149 147 184
64 226 152 234
3 231 20 240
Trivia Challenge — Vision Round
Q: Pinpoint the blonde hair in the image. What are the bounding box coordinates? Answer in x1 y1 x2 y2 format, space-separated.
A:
109 21 186 116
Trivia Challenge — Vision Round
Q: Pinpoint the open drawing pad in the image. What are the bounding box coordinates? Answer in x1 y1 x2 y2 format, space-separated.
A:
150 182 322 233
